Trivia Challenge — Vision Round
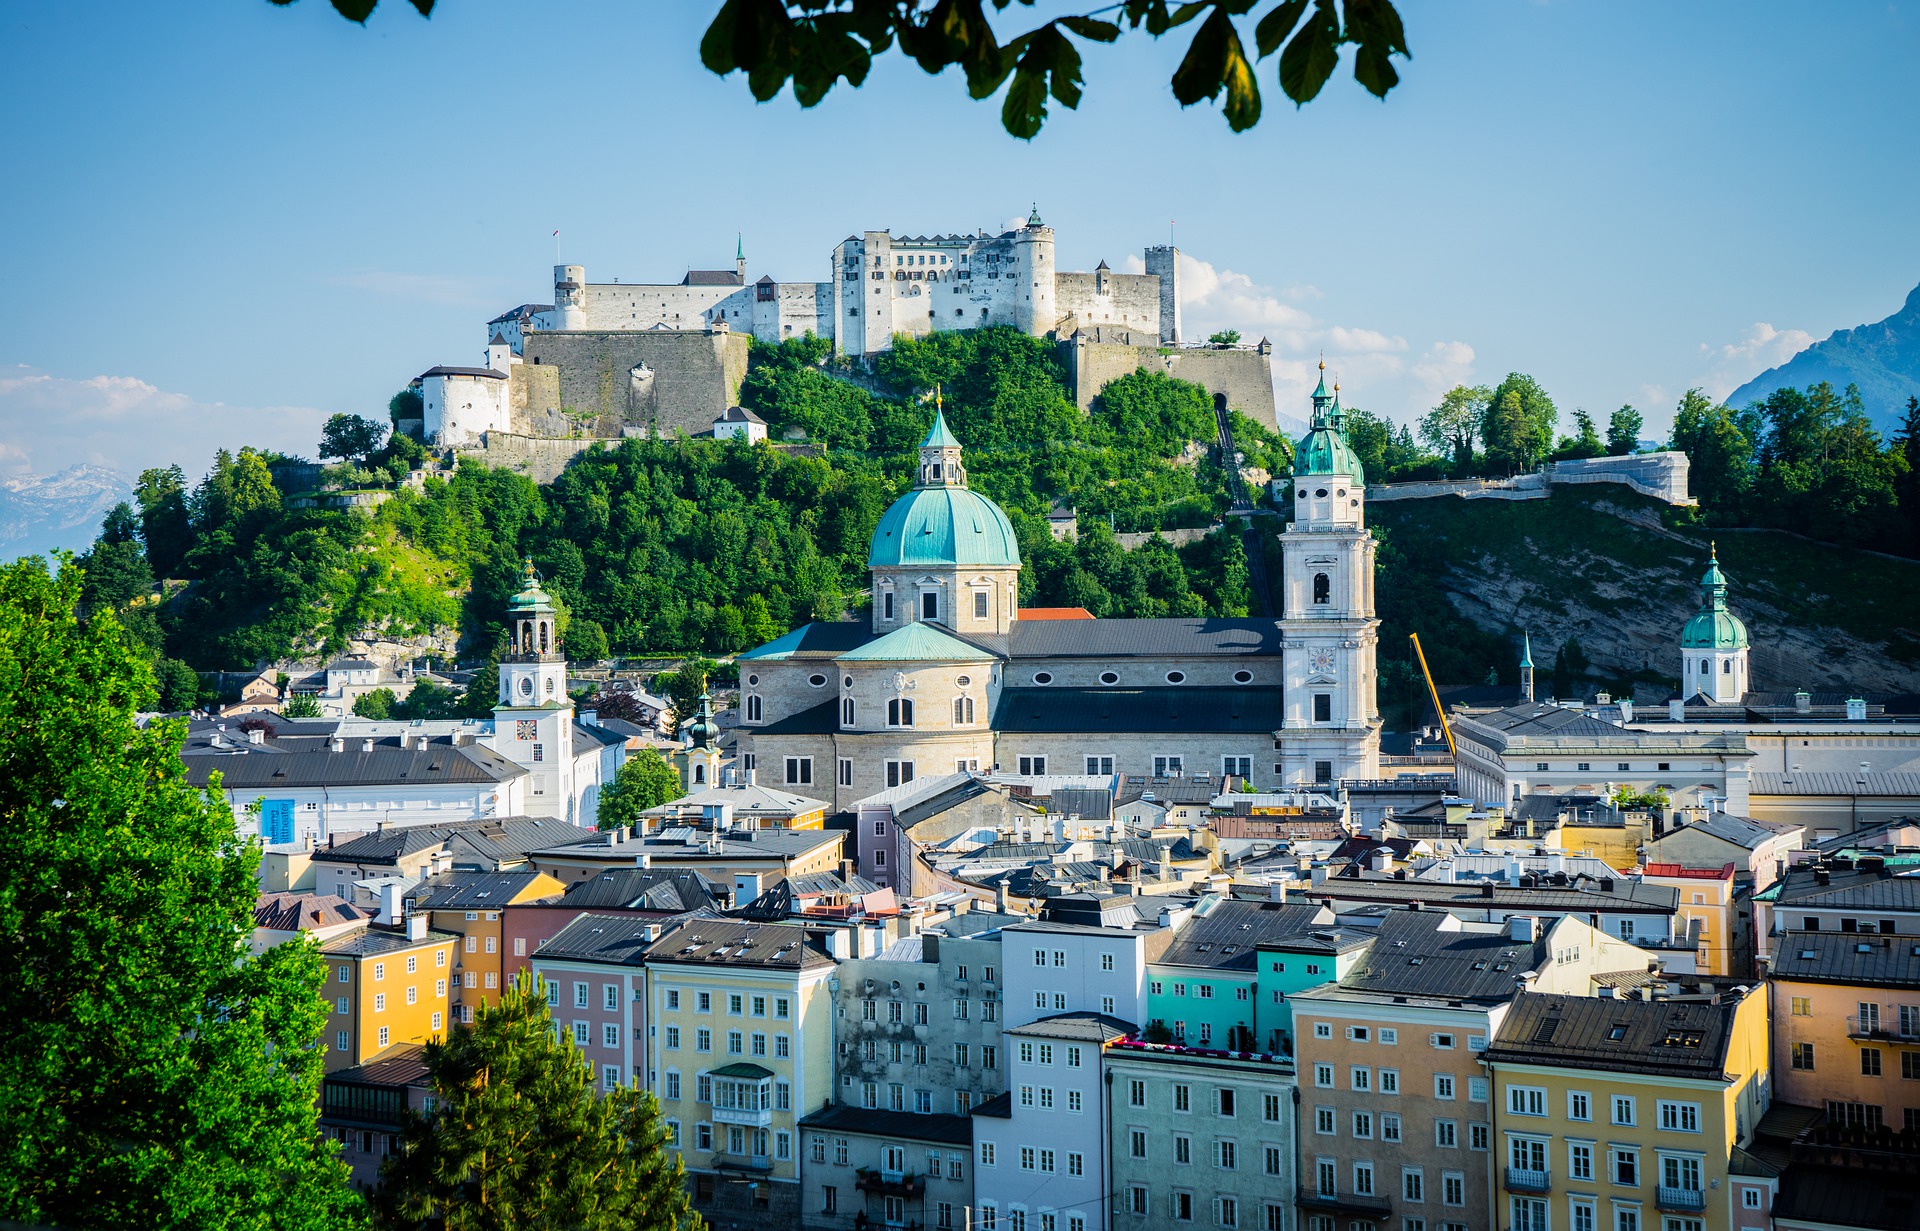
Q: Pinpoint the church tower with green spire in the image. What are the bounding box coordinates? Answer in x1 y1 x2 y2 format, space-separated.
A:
1681 544 1751 703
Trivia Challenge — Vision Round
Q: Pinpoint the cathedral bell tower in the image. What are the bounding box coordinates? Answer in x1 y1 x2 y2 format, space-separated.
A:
1277 364 1381 783
494 560 577 820
1680 544 1750 703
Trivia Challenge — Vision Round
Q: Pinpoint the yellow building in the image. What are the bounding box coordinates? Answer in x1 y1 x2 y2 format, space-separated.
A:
320 917 460 1071
1641 864 1739 976
1483 985 1771 1231
1768 928 1920 1132
642 919 838 1229
403 869 567 1023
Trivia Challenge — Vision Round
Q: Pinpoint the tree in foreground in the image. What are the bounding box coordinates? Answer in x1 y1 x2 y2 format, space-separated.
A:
372 980 700 1231
0 557 361 1230
598 748 686 830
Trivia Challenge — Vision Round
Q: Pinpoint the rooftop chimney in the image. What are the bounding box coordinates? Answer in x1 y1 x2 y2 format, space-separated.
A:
1847 697 1867 721
362 738 375 752
406 911 427 941
996 881 1010 913
1268 880 1287 904
1508 915 1539 943
247 727 264 745
1668 699 1685 722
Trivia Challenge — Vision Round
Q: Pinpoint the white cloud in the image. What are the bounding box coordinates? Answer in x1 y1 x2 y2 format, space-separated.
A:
1411 341 1477 401
1697 321 1817 400
0 366 329 482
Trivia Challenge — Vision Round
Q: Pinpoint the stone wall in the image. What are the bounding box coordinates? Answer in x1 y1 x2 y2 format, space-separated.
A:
453 432 606 485
519 329 750 438
1054 271 1162 336
1366 452 1695 507
507 362 564 436
1062 339 1278 427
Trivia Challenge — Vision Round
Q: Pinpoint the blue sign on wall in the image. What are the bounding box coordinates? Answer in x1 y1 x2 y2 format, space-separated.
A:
261 798 296 845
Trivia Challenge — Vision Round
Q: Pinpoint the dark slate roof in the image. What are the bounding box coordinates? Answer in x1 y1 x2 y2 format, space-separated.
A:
1261 925 1376 955
1007 1011 1136 1042
1483 989 1743 1079
971 1091 1013 1119
312 818 596 867
1155 900 1330 971
994 686 1286 735
254 892 370 930
183 741 525 790
682 270 745 286
1302 873 1679 916
558 868 722 912
641 920 835 971
329 657 380 670
415 365 507 380
325 1042 431 1090
718 406 766 424
533 826 842 863
1752 771 1920 797
1653 810 1805 850
405 870 555 910
320 924 461 957
487 303 550 325
1335 910 1551 1000
1775 1161 1920 1231
536 912 662 965
1466 702 1628 737
797 1104 973 1146
1049 787 1113 821
898 777 996 830
1767 930 1920 989
1768 865 1920 911
1000 618 1283 659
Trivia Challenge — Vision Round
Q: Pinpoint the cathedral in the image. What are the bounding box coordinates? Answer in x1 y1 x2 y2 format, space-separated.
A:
738 368 1381 808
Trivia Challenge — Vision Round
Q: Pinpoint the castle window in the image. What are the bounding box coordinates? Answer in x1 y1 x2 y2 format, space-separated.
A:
1033 672 1054 686
954 696 975 725
1166 671 1187 684
884 592 895 621
746 695 762 722
1313 573 1331 604
808 674 827 687
888 698 915 728
1313 694 1332 723
1723 661 1732 673
843 698 855 726
974 591 989 620
922 592 938 620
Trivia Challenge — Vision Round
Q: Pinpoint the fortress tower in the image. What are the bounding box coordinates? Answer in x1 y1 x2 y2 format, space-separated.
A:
1014 206 1056 337
553 264 587 330
1143 244 1182 344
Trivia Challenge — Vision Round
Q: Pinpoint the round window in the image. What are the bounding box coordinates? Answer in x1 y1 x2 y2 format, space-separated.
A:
957 675 972 687
517 677 533 696
544 678 555 695
808 674 827 688
1296 489 1306 499
1351 498 1360 507
1315 488 1328 499
1166 671 1186 684
1337 489 1346 497
1034 672 1054 686
1100 671 1119 685
844 675 854 688
747 674 759 686
1234 670 1254 684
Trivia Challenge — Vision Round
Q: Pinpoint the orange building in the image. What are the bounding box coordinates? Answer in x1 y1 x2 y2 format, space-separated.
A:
320 916 460 1071
1642 862 1739 975
402 869 566 1024
1769 928 1920 1132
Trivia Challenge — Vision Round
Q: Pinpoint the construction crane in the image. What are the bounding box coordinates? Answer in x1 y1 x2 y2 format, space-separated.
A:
1408 632 1456 759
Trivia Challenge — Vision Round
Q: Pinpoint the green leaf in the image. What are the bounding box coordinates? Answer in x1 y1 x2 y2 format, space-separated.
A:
405 0 434 15
329 0 376 22
1344 0 1409 97
1171 7 1261 129
1001 63 1050 139
1277 0 1340 103
1059 16 1122 42
1253 0 1309 57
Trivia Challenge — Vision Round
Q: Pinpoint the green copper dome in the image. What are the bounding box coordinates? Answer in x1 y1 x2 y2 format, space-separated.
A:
1293 365 1364 482
1681 546 1749 649
506 559 554 613
869 485 1020 568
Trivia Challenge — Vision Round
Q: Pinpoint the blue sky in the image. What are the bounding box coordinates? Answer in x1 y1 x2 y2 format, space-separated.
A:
2 0 1916 482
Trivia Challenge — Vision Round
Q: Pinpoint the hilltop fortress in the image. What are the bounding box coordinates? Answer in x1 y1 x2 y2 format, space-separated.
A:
417 209 1276 470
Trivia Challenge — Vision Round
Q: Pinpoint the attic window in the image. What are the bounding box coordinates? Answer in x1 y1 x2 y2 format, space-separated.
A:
1799 949 1817 960
1532 1019 1560 1043
1471 962 1487 971
1857 943 1873 954
1607 1025 1627 1041
1407 957 1424 966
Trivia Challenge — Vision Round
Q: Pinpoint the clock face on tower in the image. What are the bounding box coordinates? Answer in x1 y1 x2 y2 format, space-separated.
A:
1308 648 1337 678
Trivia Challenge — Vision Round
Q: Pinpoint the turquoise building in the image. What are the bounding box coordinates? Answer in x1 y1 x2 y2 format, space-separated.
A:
1143 896 1333 1052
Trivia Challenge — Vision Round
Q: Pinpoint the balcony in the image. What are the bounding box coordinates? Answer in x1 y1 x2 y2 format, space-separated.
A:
1657 1186 1706 1213
1846 1014 1919 1042
711 1103 773 1128
710 1151 772 1175
1504 1166 1552 1194
1296 1191 1392 1218
854 1169 924 1197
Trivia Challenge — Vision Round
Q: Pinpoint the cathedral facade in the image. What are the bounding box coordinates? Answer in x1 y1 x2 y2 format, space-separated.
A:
739 371 1381 809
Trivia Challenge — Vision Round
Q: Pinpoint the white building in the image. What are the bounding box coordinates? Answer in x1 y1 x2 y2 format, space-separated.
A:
713 405 769 443
419 334 515 447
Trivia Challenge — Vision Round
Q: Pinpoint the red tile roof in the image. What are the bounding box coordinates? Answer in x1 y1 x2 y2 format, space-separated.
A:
1642 862 1736 880
1018 607 1096 621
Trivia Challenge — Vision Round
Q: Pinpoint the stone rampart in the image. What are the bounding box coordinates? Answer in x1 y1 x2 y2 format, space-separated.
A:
519 328 749 439
1063 339 1277 427
1365 452 1695 506
454 432 606 485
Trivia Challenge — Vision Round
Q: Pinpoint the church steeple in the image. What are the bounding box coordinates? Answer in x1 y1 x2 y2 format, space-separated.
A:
1310 359 1333 422
918 391 967 488
1519 631 1535 704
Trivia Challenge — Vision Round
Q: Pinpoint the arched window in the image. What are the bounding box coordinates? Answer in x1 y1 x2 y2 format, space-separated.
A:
888 698 914 727
746 695 762 722
693 764 706 784
1722 660 1731 674
842 698 855 726
953 696 974 725
1313 573 1331 605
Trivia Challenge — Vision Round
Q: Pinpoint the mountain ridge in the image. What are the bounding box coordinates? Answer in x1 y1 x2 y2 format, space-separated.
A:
1727 281 1920 431
0 464 132 559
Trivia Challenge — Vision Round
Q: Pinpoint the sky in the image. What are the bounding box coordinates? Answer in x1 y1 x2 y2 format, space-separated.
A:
2 0 1917 485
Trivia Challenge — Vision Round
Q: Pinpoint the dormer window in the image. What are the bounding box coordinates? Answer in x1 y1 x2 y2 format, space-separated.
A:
931 464 942 480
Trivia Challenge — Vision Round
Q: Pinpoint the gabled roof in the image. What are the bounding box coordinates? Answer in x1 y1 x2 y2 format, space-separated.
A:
1483 989 1745 1079
716 405 766 424
1751 771 1920 797
1332 910 1551 1000
254 892 370 931
1155 900 1331 971
736 621 875 662
1652 810 1804 850
557 868 722 912
641 920 834 971
1767 864 1920 911
838 621 999 663
798 1104 973 1146
1001 617 1283 658
1768 929 1920 989
536 912 663 965
184 741 526 791
311 818 597 867
487 304 550 325
405 870 557 910
415 365 507 381
645 782 830 820
681 270 744 286
1007 1011 1136 1042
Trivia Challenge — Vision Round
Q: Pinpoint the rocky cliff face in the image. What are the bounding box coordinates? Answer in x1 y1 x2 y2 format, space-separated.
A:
1728 282 1920 432
0 464 131 559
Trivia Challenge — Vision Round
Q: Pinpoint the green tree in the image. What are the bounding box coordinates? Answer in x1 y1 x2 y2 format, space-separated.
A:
1418 384 1489 472
78 503 157 611
284 692 324 719
0 557 361 1229
153 656 204 712
392 681 461 720
371 979 697 1231
567 619 609 664
319 413 389 463
1605 404 1643 455
135 465 194 579
457 656 501 720
388 386 424 428
1207 329 1242 346
352 687 397 719
655 659 719 730
1558 410 1602 459
596 748 686 831
1481 373 1558 473
1668 388 1756 514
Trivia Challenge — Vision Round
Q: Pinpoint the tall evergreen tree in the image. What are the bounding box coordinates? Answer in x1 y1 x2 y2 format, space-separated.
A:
0 557 361 1230
372 980 699 1231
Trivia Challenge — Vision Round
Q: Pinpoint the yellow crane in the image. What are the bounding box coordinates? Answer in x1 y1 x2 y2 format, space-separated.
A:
1408 632 1456 759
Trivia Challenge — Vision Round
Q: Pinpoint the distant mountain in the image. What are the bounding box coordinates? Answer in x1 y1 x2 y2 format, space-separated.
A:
0 464 131 560
1727 281 1920 433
